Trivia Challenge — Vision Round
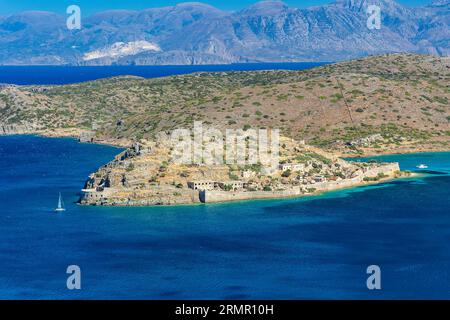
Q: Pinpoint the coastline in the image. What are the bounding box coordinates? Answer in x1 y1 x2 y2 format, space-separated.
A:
79 161 404 207
194 173 423 208
3 129 449 158
0 129 132 148
1 132 447 208
78 171 421 208
2 128 449 300
339 145 450 158
198 165 401 204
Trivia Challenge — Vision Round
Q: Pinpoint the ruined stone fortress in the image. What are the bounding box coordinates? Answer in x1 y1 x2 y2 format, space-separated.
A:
194 162 400 204
78 136 403 206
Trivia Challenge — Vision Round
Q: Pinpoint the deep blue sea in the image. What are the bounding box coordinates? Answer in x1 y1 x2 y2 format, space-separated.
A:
0 63 327 85
0 135 449 299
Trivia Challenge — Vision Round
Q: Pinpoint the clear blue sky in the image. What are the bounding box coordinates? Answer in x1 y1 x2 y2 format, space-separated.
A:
0 0 433 16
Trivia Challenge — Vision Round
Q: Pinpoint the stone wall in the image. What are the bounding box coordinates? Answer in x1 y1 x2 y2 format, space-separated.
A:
201 188 303 203
80 187 201 206
80 163 401 206
202 163 400 204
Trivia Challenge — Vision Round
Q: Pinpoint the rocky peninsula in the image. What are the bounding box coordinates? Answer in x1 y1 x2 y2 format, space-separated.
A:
0 54 447 206
79 136 404 206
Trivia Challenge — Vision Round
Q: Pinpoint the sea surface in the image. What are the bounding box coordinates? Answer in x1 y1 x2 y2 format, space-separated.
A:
0 135 449 299
0 63 327 85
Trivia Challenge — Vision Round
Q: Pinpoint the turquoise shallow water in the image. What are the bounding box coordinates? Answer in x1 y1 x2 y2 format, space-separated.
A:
0 135 449 299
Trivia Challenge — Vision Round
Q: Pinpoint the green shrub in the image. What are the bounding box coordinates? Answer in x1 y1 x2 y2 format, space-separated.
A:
281 170 292 177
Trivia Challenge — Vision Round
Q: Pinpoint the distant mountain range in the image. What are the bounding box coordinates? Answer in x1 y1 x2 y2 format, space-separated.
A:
0 0 448 65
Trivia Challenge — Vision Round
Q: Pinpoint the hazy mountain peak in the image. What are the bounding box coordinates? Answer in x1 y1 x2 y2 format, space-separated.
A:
251 0 288 7
90 9 138 17
175 2 219 8
6 10 61 19
3 10 63 26
244 1 290 13
0 0 447 65
172 2 223 13
87 10 138 23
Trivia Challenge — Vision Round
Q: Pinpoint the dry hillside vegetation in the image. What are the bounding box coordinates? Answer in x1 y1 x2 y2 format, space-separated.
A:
0 53 449 155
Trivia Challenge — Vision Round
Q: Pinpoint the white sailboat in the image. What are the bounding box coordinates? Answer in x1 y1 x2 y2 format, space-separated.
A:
55 192 66 212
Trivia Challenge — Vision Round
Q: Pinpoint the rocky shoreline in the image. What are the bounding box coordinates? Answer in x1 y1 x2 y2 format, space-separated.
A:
77 136 407 207
0 130 436 207
78 163 403 206
79 175 402 207
199 164 403 204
